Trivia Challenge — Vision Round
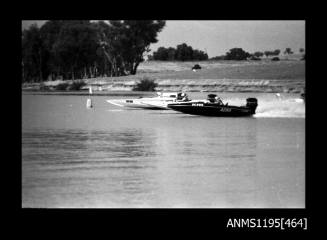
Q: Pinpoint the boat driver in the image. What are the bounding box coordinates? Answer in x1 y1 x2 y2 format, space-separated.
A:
181 93 189 101
178 92 188 101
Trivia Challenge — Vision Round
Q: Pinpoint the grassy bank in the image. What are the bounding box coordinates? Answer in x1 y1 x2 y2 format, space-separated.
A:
22 59 305 93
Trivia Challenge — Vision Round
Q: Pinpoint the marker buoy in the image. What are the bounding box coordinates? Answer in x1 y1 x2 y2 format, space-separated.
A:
86 98 93 108
87 86 93 108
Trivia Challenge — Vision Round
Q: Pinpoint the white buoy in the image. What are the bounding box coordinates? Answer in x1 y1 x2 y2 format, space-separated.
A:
87 86 93 108
86 98 93 108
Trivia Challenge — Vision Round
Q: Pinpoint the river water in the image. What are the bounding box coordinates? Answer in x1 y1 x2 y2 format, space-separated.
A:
22 92 305 208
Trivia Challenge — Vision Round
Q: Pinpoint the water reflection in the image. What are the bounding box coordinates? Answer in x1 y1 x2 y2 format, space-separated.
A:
22 128 161 207
146 117 259 207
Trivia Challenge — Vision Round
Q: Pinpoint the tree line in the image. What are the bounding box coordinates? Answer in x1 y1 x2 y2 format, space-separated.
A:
22 20 165 82
148 43 208 61
210 47 304 61
149 46 304 62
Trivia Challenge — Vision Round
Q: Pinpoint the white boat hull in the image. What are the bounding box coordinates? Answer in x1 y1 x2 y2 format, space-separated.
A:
106 99 171 109
106 92 191 110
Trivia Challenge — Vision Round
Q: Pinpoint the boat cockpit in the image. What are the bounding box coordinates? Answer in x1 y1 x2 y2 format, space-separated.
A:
207 94 223 105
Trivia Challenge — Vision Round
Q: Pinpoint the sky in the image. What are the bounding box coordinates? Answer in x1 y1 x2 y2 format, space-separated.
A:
22 20 305 58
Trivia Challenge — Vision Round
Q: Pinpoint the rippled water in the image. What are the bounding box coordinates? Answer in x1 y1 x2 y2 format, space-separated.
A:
22 93 305 208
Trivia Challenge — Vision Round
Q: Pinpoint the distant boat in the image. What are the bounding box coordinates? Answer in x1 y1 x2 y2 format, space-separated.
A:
167 94 258 117
106 92 190 110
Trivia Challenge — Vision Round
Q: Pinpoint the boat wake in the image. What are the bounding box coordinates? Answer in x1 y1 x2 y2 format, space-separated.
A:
219 96 305 118
255 98 305 118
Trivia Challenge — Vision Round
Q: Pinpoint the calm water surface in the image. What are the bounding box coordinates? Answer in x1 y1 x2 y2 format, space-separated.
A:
22 93 305 208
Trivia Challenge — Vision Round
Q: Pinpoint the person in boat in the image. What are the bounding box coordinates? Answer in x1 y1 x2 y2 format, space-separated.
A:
207 94 223 104
177 92 189 101
181 93 189 101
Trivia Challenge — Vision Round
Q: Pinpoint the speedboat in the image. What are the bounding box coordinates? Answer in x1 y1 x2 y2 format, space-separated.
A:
167 94 258 117
106 92 190 110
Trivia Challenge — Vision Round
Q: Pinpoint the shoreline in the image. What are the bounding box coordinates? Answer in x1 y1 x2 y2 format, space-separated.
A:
21 90 156 97
21 86 304 96
22 60 305 94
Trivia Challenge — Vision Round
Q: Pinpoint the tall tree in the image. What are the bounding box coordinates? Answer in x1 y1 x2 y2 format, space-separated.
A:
192 49 208 60
51 21 98 80
253 51 264 58
273 49 280 56
153 47 169 61
175 43 193 61
115 20 166 74
22 24 44 82
39 20 66 79
22 20 166 82
284 48 293 55
225 48 250 60
95 20 165 75
284 48 293 60
94 20 123 76
151 44 207 61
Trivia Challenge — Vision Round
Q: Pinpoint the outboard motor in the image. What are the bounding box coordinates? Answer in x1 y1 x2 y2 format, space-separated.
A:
246 98 258 113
